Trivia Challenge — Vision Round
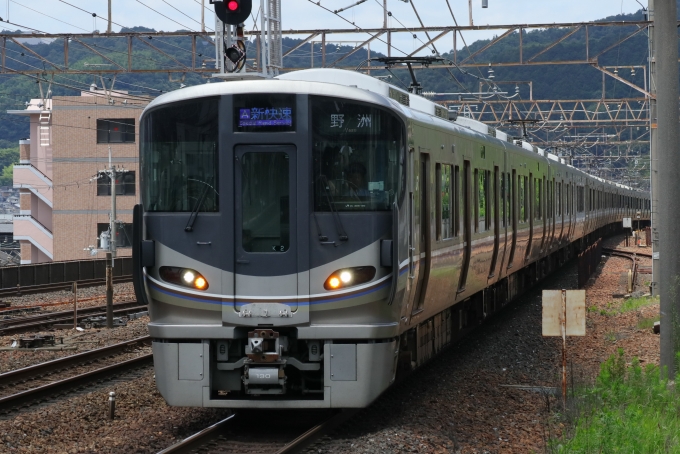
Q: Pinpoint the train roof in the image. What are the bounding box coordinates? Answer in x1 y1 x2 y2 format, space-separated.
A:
142 69 642 193
279 70 641 193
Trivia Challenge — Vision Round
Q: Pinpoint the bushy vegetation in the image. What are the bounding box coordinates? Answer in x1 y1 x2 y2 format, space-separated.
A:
553 349 680 453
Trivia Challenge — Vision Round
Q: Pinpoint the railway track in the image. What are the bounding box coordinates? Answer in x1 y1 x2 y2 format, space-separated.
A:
602 247 653 291
0 301 147 335
602 247 652 260
0 336 152 415
0 275 132 298
158 410 357 454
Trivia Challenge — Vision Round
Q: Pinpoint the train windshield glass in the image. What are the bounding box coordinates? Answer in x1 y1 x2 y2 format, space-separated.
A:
141 98 219 212
312 97 404 212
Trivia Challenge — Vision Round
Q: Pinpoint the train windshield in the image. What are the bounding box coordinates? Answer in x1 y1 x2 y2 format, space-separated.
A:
312 97 404 212
141 98 219 212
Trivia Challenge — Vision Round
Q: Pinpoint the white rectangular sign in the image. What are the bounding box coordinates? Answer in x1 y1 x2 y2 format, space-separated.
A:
623 217 632 228
542 290 586 337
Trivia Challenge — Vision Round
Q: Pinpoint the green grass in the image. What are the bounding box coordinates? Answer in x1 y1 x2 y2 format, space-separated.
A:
596 296 659 317
637 315 660 330
619 295 659 313
552 349 680 453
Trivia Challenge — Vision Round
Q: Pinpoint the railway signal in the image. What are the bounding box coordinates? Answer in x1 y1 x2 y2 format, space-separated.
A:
211 0 252 25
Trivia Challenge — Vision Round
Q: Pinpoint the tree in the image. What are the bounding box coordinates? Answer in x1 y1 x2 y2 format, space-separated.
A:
0 164 14 187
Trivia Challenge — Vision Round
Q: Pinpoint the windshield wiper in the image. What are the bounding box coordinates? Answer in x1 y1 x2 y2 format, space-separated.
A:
319 175 349 245
185 178 215 232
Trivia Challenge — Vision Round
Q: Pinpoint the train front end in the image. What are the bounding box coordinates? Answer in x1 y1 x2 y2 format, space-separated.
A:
132 77 408 408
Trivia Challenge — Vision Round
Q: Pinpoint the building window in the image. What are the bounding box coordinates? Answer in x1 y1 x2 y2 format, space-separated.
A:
97 119 135 143
97 223 133 248
97 172 135 196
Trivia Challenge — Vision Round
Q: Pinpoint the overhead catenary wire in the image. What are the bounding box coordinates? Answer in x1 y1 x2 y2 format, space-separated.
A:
305 0 409 57
9 0 90 33
161 0 215 32
135 0 195 33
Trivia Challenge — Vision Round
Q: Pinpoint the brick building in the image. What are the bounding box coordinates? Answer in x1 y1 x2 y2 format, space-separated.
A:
9 88 150 263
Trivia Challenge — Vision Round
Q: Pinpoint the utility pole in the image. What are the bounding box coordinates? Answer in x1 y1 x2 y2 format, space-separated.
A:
94 147 126 329
468 0 473 26
107 0 112 34
201 0 205 32
383 0 387 29
656 0 680 377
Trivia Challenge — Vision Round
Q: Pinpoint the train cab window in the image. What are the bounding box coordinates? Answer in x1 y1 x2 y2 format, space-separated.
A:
141 98 219 212
312 97 404 212
437 164 453 240
241 152 290 253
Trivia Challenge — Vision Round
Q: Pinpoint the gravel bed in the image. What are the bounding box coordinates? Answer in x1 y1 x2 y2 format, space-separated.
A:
0 281 148 375
0 370 229 453
0 233 658 453
0 316 150 374
0 282 137 314
309 234 656 454
0 346 151 401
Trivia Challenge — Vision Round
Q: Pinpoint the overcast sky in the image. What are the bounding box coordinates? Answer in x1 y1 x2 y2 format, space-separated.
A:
5 0 647 55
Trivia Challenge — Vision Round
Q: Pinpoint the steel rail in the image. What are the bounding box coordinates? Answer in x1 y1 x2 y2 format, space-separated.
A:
602 247 652 259
0 275 132 298
158 410 357 454
0 335 151 388
0 301 146 335
0 354 152 414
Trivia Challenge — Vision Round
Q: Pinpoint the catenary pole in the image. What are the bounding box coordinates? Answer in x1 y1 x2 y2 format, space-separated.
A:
649 0 659 297
108 0 112 34
656 0 680 376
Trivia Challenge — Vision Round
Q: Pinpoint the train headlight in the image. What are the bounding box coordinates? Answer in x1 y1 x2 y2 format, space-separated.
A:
340 271 352 283
324 267 376 291
160 267 210 291
182 271 195 284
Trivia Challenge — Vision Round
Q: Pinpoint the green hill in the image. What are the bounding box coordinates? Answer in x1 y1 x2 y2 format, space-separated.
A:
0 5 659 149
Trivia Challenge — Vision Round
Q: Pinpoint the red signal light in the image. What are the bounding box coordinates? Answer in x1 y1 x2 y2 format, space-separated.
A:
227 0 239 11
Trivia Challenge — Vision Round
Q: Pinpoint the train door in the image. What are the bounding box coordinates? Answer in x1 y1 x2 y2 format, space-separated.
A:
230 145 307 324
458 160 472 291
412 153 431 315
524 173 534 263
507 168 517 269
489 165 500 279
558 180 564 243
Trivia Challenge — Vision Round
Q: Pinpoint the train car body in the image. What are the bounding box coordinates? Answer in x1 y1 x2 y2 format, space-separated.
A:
132 69 650 409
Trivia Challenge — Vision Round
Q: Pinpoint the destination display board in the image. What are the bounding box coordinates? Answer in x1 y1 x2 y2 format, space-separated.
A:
234 94 295 132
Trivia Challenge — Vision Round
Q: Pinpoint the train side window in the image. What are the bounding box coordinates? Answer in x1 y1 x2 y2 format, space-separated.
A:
474 169 480 233
500 172 506 228
453 165 460 237
436 164 442 240
556 182 561 217
518 175 525 223
506 173 511 228
477 169 488 233
534 177 542 221
488 169 494 232
437 164 453 240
